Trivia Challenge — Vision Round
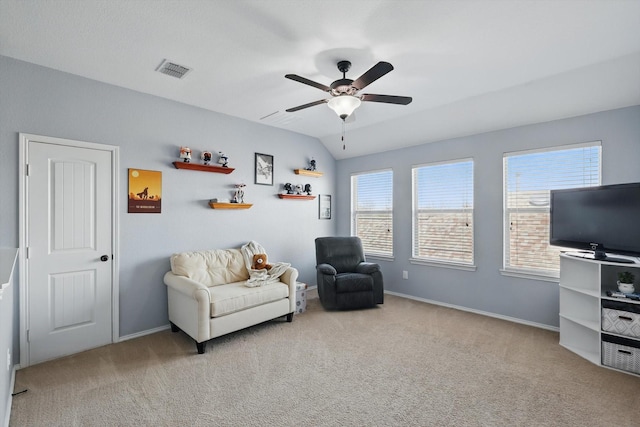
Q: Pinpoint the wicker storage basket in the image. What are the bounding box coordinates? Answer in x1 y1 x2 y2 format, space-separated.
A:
602 334 640 375
602 300 640 338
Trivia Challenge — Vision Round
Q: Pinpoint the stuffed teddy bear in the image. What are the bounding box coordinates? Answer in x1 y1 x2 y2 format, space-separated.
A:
252 253 272 270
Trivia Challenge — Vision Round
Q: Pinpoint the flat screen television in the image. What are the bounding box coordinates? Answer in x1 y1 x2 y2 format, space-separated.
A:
550 182 640 263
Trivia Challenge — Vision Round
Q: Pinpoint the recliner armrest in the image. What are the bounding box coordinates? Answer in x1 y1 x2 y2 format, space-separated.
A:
317 263 337 275
356 262 380 274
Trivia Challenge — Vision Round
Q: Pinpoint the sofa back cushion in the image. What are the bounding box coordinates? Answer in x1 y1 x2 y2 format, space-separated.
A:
170 249 249 286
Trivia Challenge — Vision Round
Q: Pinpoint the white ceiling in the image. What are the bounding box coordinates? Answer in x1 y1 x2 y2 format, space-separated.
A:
1 0 639 160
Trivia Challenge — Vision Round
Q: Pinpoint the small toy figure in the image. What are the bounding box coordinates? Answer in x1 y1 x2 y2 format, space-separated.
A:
284 183 294 194
232 183 246 203
218 152 229 167
201 151 212 165
295 184 303 195
179 146 192 162
306 158 317 171
304 183 312 195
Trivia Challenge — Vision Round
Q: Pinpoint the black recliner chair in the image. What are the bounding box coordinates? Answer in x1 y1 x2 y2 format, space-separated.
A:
315 236 384 310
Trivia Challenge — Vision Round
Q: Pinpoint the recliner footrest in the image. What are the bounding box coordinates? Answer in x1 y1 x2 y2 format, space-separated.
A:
335 273 374 293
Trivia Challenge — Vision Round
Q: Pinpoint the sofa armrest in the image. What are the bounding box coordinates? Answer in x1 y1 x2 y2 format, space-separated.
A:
164 271 210 298
279 267 299 313
164 271 211 343
356 262 380 274
317 263 337 275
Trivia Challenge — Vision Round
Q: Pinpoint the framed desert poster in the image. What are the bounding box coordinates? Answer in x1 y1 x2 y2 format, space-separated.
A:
255 153 274 185
128 169 162 213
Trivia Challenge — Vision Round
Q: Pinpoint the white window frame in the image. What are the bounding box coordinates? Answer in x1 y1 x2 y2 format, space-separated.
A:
501 141 602 281
350 169 394 259
410 158 475 271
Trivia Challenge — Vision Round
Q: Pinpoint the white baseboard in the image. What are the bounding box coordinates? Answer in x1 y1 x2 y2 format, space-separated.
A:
384 290 559 332
118 324 171 342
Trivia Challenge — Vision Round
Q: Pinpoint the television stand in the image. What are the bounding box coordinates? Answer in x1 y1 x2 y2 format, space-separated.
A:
559 254 640 376
565 251 637 264
601 256 635 264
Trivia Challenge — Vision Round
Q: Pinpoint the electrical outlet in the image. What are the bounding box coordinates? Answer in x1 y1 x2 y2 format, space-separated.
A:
402 270 408 280
6 348 10 371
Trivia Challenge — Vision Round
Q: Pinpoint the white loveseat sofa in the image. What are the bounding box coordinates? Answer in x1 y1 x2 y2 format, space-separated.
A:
164 247 299 353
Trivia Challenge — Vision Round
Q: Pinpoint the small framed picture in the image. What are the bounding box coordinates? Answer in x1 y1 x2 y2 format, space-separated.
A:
319 194 331 219
255 153 274 186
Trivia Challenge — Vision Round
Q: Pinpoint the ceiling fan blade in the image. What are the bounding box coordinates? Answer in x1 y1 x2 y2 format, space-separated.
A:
352 62 394 90
361 94 413 105
285 74 331 92
285 99 328 112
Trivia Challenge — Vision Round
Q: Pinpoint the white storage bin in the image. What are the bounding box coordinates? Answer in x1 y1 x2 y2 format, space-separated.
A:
602 300 640 338
602 335 640 375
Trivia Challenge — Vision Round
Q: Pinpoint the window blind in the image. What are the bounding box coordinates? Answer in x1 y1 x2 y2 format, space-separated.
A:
503 143 601 274
412 159 474 264
351 170 393 256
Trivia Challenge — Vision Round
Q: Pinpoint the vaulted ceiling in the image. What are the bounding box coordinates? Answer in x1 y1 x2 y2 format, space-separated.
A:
1 0 639 159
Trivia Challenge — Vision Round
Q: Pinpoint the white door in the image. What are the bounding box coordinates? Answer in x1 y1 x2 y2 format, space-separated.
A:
26 139 114 364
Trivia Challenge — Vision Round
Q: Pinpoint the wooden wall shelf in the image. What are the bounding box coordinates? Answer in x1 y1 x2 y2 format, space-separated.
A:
294 169 323 178
278 194 316 200
209 202 252 209
173 161 234 174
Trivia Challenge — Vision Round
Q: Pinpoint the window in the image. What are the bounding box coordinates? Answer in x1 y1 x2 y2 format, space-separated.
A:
412 159 474 266
503 142 601 277
351 170 393 257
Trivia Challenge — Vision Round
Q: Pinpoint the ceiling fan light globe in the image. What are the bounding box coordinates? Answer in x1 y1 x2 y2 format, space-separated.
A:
327 95 361 120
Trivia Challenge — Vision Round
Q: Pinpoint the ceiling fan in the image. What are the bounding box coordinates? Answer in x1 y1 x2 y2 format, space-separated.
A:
285 60 412 121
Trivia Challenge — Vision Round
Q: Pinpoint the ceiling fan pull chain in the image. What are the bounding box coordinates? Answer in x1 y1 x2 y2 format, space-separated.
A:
342 120 346 150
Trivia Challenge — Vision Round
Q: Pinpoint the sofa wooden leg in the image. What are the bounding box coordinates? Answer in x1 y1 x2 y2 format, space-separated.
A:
170 322 179 333
196 341 206 354
286 312 293 323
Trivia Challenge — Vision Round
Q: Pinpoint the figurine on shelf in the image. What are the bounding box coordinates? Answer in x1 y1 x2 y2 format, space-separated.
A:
218 152 229 167
304 183 312 195
284 183 295 194
295 184 303 195
231 183 246 203
179 146 192 163
201 151 213 165
306 158 317 171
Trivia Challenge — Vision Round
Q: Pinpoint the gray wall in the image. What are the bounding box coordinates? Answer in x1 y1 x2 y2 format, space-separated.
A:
336 105 640 328
0 55 336 364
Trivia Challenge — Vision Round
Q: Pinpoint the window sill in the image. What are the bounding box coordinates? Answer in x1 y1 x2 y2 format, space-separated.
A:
499 268 559 283
409 258 477 272
366 254 394 262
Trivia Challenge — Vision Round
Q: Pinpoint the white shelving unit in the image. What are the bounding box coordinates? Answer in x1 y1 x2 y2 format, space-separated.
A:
559 253 640 375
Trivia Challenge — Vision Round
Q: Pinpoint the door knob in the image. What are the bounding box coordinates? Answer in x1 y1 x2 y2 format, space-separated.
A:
100 255 110 262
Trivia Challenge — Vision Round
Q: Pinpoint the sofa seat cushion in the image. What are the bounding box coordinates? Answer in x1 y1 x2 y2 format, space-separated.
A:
209 281 289 318
171 249 249 287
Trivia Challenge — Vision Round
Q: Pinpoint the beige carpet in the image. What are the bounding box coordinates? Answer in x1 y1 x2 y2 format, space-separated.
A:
10 292 640 426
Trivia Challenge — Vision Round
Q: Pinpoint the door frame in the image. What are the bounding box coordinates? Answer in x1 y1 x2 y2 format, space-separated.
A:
18 133 120 367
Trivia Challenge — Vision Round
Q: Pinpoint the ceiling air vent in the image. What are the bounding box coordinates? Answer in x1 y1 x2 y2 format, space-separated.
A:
156 59 192 79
